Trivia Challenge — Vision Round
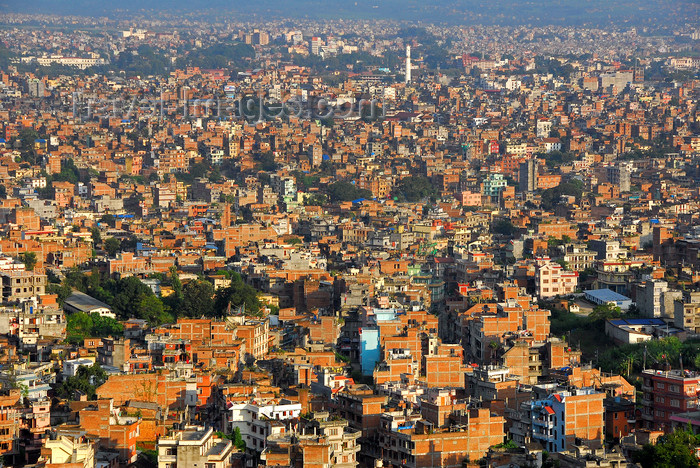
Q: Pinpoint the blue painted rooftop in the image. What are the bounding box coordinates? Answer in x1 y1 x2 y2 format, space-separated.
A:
609 318 666 326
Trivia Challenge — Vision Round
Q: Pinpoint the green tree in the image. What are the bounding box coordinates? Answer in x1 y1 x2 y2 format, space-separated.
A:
20 252 37 271
213 273 261 317
138 445 157 466
120 235 139 252
136 295 172 325
180 280 215 317
63 267 88 291
55 364 108 400
66 312 94 342
598 337 699 375
110 276 154 319
53 159 81 184
541 179 584 210
167 266 184 308
303 194 328 206
87 267 101 293
104 237 121 257
66 311 124 343
392 176 436 202
47 282 73 306
633 428 699 468
90 313 124 337
492 219 518 236
327 181 373 202
590 303 623 321
232 426 246 450
91 226 102 245
18 128 40 164
99 214 115 227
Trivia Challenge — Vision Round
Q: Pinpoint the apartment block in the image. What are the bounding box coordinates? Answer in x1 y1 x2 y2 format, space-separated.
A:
157 426 236 468
298 412 361 468
0 271 47 303
378 408 505 467
520 388 604 453
226 400 301 452
535 258 578 299
77 399 141 464
335 386 388 438
37 433 96 468
636 279 681 319
641 369 700 431
673 290 700 333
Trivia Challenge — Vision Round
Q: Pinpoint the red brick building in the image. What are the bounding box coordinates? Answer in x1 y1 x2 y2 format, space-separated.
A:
641 369 700 431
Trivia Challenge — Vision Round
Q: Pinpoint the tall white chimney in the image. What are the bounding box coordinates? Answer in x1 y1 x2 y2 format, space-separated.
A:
405 45 411 84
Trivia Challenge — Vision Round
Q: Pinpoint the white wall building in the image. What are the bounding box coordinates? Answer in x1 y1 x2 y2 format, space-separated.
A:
63 358 96 377
227 400 301 452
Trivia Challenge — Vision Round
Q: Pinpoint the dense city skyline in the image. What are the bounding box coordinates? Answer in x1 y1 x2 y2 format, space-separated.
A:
0 2 698 468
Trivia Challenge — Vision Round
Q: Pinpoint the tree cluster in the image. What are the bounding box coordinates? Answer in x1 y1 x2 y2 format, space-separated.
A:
633 428 700 468
51 266 262 327
599 336 700 376
177 42 254 70
392 176 437 202
540 179 584 210
66 312 125 344
55 364 108 400
327 181 373 202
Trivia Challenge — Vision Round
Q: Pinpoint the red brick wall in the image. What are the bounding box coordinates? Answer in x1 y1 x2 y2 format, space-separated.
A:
96 374 187 409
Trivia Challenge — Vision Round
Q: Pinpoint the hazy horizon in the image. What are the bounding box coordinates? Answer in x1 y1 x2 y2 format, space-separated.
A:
1 0 697 27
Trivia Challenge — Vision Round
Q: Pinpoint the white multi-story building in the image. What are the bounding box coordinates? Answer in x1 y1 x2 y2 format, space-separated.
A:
536 119 552 138
270 174 296 199
558 244 597 272
209 149 225 165
62 358 95 377
637 279 681 318
0 255 25 272
535 257 578 299
227 400 302 452
157 426 235 468
29 55 107 69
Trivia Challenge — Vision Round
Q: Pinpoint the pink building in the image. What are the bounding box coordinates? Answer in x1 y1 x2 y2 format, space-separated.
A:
535 257 578 298
458 190 482 207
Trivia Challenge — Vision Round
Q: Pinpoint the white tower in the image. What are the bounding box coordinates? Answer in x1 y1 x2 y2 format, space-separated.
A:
405 45 411 84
